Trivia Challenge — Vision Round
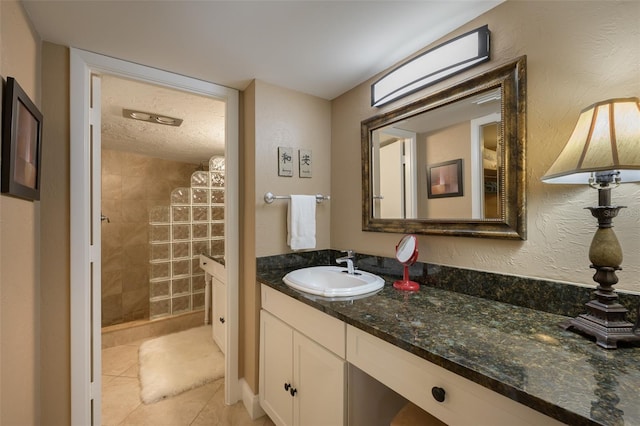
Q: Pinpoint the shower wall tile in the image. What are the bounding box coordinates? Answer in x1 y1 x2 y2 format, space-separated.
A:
172 278 190 296
211 189 224 204
122 202 148 222
192 223 209 240
211 222 224 237
102 149 123 176
172 242 191 259
121 222 148 247
172 259 191 277
149 206 170 224
192 206 209 222
192 240 210 256
122 288 148 321
122 175 147 200
102 294 123 327
123 243 148 268
102 270 123 298
102 242 123 275
191 171 209 187
121 154 153 177
102 149 198 327
101 199 122 224
150 243 170 261
192 188 209 204
171 295 190 314
192 274 206 292
150 262 170 280
150 225 170 242
102 174 122 202
121 268 148 293
211 239 224 257
172 224 191 241
150 280 170 299
172 206 191 223
211 206 224 221
171 188 191 205
150 299 170 319
192 292 205 310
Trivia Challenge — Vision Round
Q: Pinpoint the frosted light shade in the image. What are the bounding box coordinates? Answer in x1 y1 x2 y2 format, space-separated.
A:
371 25 490 107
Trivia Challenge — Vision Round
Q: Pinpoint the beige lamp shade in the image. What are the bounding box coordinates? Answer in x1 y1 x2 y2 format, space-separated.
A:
542 97 640 184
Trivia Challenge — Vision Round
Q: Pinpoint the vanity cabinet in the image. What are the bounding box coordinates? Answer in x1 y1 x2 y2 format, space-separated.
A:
347 325 563 426
199 255 226 353
260 286 346 426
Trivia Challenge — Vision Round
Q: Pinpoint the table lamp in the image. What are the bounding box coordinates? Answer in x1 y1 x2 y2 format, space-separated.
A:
542 97 640 349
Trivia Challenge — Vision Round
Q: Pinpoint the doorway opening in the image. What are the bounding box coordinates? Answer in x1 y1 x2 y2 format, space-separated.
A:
70 48 240 425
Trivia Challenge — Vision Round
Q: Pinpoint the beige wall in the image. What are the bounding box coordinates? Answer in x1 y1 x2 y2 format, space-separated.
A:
422 122 472 218
241 80 331 392
0 1 42 424
40 41 71 425
8 1 639 421
254 80 332 257
331 0 640 293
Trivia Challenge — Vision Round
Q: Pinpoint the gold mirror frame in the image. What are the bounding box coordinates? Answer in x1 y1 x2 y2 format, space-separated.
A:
362 56 527 240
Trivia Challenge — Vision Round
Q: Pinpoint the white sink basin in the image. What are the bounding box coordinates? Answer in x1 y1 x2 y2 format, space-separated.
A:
283 266 385 297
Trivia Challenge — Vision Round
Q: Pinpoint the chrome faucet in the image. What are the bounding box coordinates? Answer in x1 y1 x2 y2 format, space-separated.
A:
336 250 356 275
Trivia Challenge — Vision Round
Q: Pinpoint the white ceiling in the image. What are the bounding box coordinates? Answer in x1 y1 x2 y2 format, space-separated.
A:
22 0 502 164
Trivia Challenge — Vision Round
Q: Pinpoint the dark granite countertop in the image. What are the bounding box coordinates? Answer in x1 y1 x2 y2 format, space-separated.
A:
257 258 640 426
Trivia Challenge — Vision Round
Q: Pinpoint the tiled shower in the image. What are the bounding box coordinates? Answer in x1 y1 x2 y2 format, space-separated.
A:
101 150 224 327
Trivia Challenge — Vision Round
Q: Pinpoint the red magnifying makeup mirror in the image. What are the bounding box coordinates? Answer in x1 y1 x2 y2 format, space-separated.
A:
393 234 420 291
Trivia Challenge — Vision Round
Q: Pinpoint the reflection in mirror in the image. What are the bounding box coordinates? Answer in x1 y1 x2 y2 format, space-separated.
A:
372 88 501 220
362 57 527 239
394 234 419 291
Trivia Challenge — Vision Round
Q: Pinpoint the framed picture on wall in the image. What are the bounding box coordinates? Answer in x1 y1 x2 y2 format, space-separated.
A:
1 77 44 201
427 158 463 199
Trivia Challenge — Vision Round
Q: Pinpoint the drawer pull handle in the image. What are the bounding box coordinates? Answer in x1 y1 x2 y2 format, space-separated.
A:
289 387 297 397
284 383 291 391
219 317 225 324
432 386 446 403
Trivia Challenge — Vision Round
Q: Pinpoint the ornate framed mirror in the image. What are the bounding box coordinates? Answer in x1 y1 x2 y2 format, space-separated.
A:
362 56 527 239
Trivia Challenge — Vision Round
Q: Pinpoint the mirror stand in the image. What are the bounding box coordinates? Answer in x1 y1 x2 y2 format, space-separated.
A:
393 235 420 291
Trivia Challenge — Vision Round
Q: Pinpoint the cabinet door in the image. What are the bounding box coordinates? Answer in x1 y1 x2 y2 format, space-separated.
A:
260 311 294 426
212 277 226 353
293 331 346 426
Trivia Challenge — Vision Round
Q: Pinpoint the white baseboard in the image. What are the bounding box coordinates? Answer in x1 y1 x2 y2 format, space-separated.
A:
240 378 266 420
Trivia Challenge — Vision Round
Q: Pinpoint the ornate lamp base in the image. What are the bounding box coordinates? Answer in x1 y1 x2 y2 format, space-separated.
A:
563 193 640 349
562 299 640 349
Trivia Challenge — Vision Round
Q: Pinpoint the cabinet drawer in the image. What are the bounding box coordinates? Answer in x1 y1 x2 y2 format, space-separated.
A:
347 325 562 426
262 285 345 358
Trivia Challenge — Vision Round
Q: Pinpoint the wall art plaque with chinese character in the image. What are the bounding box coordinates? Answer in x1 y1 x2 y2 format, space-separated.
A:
278 146 293 177
299 149 312 178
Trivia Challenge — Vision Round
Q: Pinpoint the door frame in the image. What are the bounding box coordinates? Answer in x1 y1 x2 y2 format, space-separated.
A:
70 48 240 424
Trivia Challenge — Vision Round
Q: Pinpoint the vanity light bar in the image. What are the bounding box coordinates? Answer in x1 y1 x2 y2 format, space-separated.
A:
123 108 183 127
371 25 490 107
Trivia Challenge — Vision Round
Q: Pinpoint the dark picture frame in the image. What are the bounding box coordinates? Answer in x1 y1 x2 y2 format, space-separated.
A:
427 159 463 199
1 77 43 201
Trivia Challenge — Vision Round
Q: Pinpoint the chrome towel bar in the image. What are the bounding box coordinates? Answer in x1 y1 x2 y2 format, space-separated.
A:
264 192 330 204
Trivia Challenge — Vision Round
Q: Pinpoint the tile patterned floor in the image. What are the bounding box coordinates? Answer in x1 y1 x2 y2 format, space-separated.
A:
102 338 274 426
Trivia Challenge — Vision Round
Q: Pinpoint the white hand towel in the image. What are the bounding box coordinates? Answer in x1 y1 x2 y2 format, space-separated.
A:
287 195 316 250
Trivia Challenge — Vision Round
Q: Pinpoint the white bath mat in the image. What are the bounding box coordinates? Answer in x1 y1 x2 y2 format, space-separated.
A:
138 325 224 404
